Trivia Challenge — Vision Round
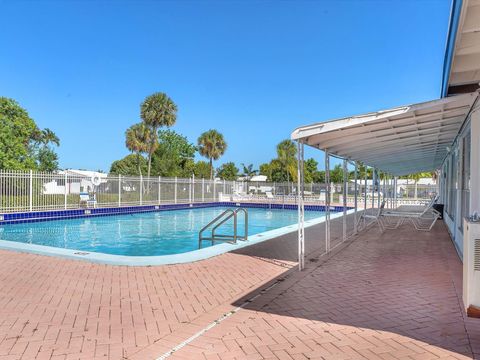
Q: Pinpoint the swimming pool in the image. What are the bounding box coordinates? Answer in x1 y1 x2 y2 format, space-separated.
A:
0 206 325 258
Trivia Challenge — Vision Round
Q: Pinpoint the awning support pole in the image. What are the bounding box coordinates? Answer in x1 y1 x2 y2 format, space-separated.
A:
342 159 347 242
385 174 389 208
389 174 392 208
355 164 368 232
297 141 305 271
383 173 386 207
325 150 331 253
381 172 384 207
387 174 389 206
390 174 393 208
394 176 398 208
391 175 394 208
364 166 367 211
372 168 376 210
354 162 358 234
378 171 381 208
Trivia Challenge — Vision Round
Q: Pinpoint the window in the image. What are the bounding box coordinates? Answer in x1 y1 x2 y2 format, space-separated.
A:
460 131 471 232
446 151 457 219
444 159 449 214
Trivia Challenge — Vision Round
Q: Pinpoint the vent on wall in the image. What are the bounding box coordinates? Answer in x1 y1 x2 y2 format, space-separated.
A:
475 239 480 271
463 221 480 317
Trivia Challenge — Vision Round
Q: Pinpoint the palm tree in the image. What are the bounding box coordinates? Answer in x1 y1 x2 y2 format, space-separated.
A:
197 130 227 179
357 163 367 178
140 92 177 178
276 139 297 183
31 128 60 146
125 123 151 176
40 128 60 146
241 163 257 181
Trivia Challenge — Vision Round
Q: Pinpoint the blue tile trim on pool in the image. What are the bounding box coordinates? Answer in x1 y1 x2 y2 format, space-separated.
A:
0 202 350 225
0 207 356 266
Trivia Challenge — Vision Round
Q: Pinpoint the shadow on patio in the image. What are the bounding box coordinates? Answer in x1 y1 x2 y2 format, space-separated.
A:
231 212 359 265
170 219 480 359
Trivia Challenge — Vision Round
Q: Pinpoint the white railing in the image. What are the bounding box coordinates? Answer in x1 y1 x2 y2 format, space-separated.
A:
0 170 233 213
0 169 438 213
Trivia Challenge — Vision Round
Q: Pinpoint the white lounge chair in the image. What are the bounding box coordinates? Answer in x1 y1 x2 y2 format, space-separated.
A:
231 191 253 202
381 195 440 231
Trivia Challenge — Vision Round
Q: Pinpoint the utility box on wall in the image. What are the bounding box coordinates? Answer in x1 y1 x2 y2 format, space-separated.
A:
463 219 480 317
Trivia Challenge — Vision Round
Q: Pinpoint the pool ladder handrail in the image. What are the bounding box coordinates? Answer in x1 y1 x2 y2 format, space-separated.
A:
199 208 248 248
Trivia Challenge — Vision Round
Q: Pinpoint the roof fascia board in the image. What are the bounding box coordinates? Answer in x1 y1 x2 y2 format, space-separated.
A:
441 0 465 97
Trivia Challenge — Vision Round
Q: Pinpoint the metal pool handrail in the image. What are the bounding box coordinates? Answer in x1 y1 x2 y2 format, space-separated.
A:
198 208 248 248
234 207 248 242
212 207 248 242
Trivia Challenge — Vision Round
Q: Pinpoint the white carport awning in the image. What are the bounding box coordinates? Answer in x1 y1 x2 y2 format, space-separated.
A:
291 92 478 176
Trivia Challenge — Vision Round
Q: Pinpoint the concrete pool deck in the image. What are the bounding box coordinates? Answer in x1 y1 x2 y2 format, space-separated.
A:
1 215 479 359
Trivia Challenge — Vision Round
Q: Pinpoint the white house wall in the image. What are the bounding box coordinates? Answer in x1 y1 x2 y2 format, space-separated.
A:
43 180 84 195
470 107 480 215
440 102 480 257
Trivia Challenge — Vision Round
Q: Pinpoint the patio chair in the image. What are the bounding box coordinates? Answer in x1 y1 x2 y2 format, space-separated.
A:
231 191 252 202
381 195 440 231
79 192 97 208
265 191 280 206
357 201 385 232
389 194 438 214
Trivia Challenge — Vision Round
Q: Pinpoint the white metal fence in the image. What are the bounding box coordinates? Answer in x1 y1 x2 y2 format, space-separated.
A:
0 170 437 213
0 170 231 213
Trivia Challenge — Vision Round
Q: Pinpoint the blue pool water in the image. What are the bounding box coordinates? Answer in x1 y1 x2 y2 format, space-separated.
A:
0 207 325 256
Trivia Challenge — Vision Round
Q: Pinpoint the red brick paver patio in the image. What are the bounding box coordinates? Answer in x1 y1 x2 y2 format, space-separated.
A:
166 223 480 360
1 217 480 359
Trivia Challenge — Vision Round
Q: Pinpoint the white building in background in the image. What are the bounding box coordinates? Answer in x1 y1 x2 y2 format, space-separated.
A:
349 177 436 198
249 175 268 182
232 175 273 194
236 175 267 182
245 175 274 193
43 169 107 195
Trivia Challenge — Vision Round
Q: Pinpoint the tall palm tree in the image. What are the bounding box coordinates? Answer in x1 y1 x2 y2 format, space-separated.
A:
125 123 151 176
241 163 257 181
276 139 297 183
140 92 177 178
197 130 227 180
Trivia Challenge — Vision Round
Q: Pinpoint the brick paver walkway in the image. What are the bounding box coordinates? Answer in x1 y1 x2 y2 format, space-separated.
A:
165 223 480 360
1 216 479 359
0 250 289 360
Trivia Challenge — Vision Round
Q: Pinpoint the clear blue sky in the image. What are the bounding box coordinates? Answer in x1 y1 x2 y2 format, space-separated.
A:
0 0 451 172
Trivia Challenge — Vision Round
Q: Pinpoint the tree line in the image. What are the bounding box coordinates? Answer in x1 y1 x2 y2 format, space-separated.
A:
109 92 436 182
0 97 60 171
110 92 227 180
